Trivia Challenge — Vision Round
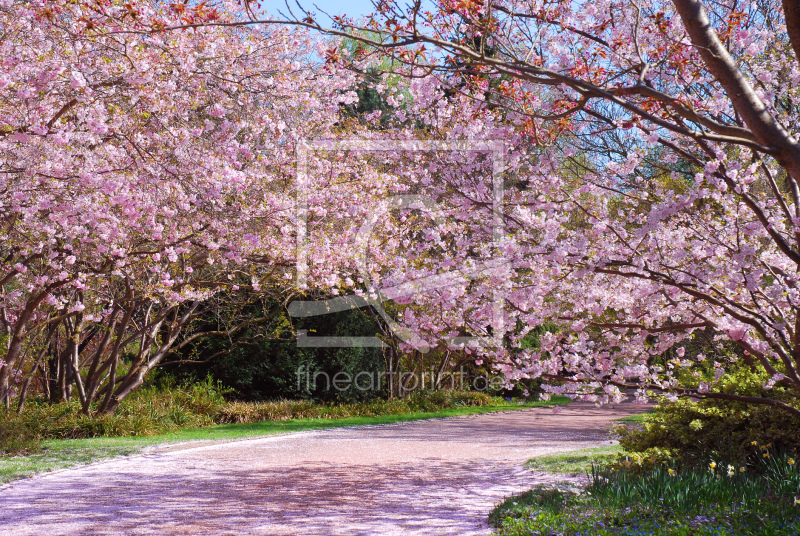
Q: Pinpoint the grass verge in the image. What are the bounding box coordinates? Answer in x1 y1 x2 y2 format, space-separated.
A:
0 396 569 484
615 411 653 423
525 445 622 475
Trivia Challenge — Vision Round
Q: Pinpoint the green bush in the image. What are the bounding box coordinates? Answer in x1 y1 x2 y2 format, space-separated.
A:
615 398 800 467
0 378 229 454
0 414 39 456
615 366 800 467
215 389 497 423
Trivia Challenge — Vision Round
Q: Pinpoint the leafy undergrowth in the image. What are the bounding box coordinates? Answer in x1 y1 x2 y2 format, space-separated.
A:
215 389 513 423
614 378 800 468
1 380 229 452
492 447 800 536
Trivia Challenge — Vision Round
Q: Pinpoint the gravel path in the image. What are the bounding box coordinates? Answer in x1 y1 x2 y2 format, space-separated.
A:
0 402 648 535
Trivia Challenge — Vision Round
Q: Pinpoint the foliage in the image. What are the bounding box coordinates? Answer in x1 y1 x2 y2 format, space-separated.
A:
339 67 393 128
161 306 385 402
0 394 569 484
615 369 800 466
589 452 800 513
0 379 228 454
0 414 39 457
304 308 386 402
491 452 800 536
214 389 498 423
162 341 319 401
283 0 800 415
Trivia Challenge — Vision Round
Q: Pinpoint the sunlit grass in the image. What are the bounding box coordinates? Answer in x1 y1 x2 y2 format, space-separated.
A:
615 411 653 423
526 445 623 475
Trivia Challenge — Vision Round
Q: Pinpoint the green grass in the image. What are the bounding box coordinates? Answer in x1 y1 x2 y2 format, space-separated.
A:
0 397 569 484
615 411 654 423
525 445 623 475
520 411 655 476
0 437 158 483
492 447 800 536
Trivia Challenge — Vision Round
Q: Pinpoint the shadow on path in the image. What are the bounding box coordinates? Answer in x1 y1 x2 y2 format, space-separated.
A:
0 402 649 535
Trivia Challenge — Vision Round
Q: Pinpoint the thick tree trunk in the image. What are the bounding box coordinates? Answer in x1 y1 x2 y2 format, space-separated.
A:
783 0 800 61
673 0 800 186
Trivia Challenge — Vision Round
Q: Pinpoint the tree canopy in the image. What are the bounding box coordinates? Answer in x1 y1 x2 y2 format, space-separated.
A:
2 0 800 417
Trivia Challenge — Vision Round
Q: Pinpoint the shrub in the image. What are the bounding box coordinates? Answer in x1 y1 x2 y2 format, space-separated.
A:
615 397 800 467
0 378 229 454
214 399 324 423
615 366 800 467
161 306 386 402
0 413 39 456
214 390 498 423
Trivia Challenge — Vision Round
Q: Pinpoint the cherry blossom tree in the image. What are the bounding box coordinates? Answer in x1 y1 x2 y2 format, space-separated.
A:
0 0 360 411
8 0 800 418
247 0 800 415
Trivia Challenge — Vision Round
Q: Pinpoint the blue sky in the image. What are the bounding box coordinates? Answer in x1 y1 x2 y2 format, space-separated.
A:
265 0 380 19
